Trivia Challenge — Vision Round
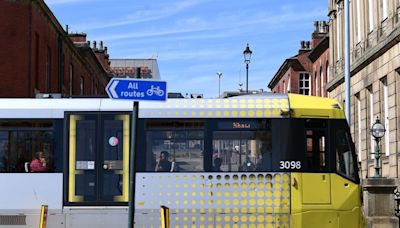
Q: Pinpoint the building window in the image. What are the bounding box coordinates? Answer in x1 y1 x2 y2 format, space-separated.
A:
69 64 74 97
381 78 389 156
355 93 362 161
356 0 362 43
299 72 310 95
45 47 51 92
336 11 341 60
34 33 39 90
368 0 374 32
283 80 286 93
397 0 400 23
320 66 324 97
314 72 318 96
382 0 389 20
80 76 84 96
326 62 330 82
92 79 95 95
368 86 374 158
287 77 291 93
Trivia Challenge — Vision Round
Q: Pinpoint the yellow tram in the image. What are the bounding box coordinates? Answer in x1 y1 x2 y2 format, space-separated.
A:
0 94 363 227
134 93 364 227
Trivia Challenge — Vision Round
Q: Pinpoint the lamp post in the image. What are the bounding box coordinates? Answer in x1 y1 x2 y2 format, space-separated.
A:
243 43 252 94
217 72 223 98
370 117 386 177
394 188 400 223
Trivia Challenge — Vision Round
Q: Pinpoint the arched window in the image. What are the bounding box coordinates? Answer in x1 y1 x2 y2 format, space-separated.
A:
315 72 318 96
320 66 324 97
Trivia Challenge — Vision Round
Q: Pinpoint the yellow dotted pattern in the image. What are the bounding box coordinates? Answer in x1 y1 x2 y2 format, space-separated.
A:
139 98 290 118
135 173 290 227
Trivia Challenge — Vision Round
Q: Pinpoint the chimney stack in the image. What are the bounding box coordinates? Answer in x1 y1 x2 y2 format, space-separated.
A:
319 21 324 33
306 41 311 49
322 21 328 33
104 46 108 54
314 21 319 33
93 41 97 49
301 41 306 49
100 41 104 50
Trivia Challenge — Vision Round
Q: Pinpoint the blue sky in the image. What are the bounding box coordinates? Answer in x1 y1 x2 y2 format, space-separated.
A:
45 0 328 98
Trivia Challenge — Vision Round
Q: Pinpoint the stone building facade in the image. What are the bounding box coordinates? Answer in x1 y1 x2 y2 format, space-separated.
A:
327 0 400 180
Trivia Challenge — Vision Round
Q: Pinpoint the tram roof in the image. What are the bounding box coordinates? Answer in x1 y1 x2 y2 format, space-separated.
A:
0 93 344 119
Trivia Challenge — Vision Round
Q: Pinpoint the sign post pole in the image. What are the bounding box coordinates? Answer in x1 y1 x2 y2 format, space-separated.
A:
128 101 138 228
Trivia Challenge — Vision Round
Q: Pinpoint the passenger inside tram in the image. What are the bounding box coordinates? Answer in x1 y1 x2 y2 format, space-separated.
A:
212 157 223 172
155 151 172 172
29 151 48 172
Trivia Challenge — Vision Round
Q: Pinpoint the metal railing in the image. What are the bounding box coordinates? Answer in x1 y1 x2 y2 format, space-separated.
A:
331 9 400 81
395 188 400 228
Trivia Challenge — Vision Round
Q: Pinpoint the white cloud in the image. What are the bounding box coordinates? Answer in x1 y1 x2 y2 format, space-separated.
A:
89 7 326 42
45 0 97 5
73 0 207 31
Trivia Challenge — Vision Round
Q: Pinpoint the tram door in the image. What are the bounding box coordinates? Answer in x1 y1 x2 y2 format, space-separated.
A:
67 113 130 204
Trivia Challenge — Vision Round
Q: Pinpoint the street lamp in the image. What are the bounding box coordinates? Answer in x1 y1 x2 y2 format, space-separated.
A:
394 188 400 221
217 72 223 98
370 117 386 177
243 43 252 94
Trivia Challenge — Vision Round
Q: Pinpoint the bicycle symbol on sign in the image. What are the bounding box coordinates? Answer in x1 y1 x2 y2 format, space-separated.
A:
146 85 165 97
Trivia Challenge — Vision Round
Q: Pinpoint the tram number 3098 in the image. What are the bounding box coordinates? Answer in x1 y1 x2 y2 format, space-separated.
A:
279 161 301 170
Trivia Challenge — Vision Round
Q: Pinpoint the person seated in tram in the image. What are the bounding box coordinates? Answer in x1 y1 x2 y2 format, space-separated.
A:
155 151 172 172
30 151 48 172
213 157 223 172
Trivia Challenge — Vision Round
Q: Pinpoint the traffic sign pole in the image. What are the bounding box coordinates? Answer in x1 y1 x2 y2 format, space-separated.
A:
128 101 138 228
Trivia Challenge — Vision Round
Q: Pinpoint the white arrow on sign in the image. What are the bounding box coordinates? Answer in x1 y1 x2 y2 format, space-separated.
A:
109 80 119 98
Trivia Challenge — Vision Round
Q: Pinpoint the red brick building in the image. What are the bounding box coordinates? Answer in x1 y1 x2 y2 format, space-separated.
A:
309 35 329 97
0 0 110 98
308 21 329 97
268 21 329 97
268 41 313 94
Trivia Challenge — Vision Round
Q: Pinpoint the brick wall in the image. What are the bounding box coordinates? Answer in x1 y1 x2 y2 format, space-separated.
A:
311 49 329 97
0 0 109 97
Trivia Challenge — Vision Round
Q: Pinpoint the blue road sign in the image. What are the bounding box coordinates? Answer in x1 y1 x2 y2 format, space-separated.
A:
106 78 167 101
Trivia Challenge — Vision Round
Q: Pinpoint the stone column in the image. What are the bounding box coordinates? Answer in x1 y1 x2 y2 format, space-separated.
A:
363 178 399 228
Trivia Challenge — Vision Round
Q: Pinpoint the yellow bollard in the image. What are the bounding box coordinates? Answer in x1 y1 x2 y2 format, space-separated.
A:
160 205 170 228
39 205 48 228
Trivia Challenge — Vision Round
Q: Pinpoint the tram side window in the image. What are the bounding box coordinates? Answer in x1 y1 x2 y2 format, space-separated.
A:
0 121 56 173
212 131 271 172
145 129 204 172
336 129 355 180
